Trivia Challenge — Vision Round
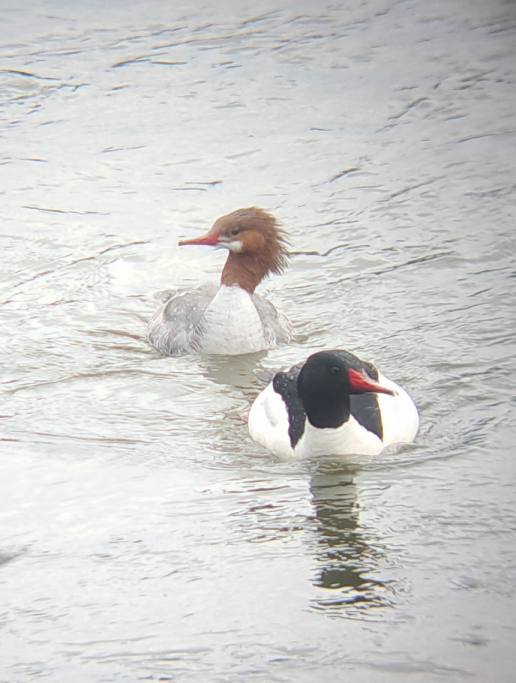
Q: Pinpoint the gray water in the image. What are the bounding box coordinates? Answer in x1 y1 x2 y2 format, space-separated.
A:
1 0 516 681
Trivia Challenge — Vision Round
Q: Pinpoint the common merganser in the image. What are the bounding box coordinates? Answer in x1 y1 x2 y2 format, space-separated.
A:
248 350 419 458
147 207 292 356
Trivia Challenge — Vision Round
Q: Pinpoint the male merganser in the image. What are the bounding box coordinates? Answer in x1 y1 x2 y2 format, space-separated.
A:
147 207 292 356
248 350 419 458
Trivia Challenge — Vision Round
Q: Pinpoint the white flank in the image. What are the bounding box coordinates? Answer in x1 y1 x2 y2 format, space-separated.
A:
248 383 294 457
375 373 420 446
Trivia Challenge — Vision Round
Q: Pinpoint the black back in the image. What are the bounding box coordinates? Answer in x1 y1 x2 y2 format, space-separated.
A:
349 394 383 441
273 362 306 449
347 353 383 441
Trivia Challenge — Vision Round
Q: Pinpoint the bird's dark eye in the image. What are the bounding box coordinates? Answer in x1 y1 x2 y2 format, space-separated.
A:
330 366 340 375
230 228 241 237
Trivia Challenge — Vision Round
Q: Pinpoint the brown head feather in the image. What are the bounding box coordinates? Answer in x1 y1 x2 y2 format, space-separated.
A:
215 207 290 292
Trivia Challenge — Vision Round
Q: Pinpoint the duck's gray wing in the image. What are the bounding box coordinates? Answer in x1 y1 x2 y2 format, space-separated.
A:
251 293 293 348
153 289 178 304
147 282 218 356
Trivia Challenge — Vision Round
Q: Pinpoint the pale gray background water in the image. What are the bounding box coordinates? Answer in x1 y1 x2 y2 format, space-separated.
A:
1 0 515 681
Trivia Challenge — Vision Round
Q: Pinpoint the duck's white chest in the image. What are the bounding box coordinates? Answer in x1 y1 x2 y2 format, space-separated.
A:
200 285 266 355
294 418 385 458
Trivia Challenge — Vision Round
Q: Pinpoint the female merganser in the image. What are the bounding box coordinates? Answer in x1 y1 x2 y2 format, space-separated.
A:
248 350 419 458
147 207 292 356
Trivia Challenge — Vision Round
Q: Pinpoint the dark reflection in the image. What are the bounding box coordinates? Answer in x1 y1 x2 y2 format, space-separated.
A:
309 463 393 614
196 352 268 392
0 549 21 567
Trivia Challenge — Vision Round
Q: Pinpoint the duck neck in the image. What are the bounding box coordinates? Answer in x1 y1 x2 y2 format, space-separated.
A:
301 392 351 429
220 252 269 293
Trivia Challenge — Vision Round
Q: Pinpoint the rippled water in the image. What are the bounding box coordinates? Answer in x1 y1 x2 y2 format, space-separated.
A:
1 0 515 681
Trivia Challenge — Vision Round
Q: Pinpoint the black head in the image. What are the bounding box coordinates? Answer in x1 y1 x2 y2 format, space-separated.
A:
296 350 394 429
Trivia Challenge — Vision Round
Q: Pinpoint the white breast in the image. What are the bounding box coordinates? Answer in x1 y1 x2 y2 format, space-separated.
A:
199 285 267 355
293 418 384 458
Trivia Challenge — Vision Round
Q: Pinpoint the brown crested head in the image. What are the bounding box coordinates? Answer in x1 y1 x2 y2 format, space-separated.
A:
180 207 290 293
218 207 289 268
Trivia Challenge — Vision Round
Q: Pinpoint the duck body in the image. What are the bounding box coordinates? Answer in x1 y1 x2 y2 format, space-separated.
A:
147 208 292 357
248 350 419 458
147 283 291 356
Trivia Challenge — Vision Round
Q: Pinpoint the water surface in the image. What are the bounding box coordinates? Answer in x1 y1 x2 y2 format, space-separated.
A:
1 1 516 681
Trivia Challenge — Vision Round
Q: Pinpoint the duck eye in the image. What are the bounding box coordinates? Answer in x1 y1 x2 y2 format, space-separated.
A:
330 366 340 375
230 228 241 237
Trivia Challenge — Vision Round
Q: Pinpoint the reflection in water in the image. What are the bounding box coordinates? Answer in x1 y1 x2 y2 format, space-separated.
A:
309 465 393 615
0 550 21 567
197 352 267 391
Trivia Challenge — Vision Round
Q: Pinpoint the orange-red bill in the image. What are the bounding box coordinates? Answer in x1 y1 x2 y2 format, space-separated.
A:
347 368 395 396
178 231 221 247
